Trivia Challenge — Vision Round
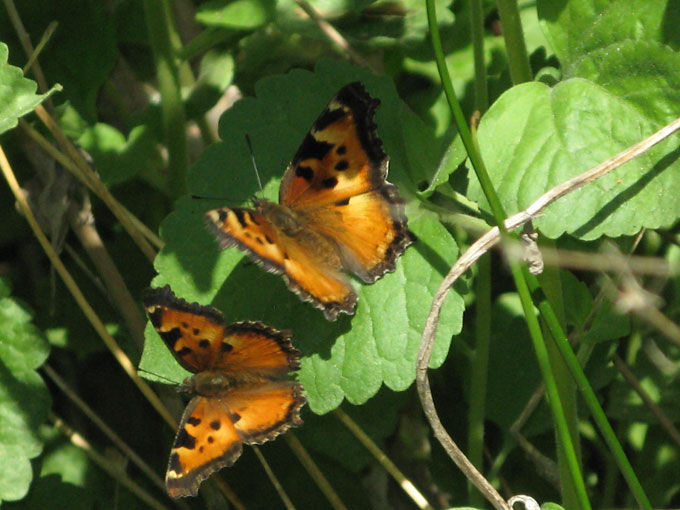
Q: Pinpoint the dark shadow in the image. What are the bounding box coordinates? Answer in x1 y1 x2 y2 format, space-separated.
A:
573 144 680 238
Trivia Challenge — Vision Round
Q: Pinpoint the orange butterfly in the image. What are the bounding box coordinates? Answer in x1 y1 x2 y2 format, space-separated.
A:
205 82 414 321
143 285 305 498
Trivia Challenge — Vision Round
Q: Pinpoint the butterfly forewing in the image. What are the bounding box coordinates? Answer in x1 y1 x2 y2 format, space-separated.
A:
278 82 387 209
143 285 227 373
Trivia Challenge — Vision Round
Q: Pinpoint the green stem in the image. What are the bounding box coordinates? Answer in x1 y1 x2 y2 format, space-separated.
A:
470 0 488 110
426 1 590 507
143 0 188 198
538 242 582 509
468 252 491 507
495 0 532 84
525 272 652 510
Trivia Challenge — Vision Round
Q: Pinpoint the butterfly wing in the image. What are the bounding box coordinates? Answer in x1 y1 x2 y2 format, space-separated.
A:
224 381 305 444
278 81 388 209
279 82 413 283
143 285 227 373
304 186 413 283
214 321 300 378
205 207 357 320
165 396 243 498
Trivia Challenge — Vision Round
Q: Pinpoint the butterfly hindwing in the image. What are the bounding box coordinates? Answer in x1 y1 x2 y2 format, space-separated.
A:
166 396 243 498
143 285 226 373
226 381 305 444
304 185 413 283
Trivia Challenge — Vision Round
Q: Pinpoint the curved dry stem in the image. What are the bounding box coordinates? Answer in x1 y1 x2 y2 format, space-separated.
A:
416 115 680 507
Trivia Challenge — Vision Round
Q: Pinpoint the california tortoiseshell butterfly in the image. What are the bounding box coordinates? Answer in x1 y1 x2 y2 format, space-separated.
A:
143 285 305 498
205 82 414 321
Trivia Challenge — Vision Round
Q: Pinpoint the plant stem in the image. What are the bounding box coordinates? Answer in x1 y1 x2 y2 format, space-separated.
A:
468 252 491 507
426 0 590 507
496 0 532 84
525 272 652 510
143 0 188 198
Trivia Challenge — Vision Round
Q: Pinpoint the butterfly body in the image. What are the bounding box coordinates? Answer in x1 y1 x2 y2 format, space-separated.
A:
143 286 305 498
206 82 414 320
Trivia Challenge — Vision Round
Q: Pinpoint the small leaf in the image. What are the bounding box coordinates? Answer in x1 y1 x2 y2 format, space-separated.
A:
197 0 275 29
0 278 51 503
0 43 60 136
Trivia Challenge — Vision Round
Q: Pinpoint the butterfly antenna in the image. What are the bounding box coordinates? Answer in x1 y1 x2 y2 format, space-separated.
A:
137 367 181 385
245 134 264 197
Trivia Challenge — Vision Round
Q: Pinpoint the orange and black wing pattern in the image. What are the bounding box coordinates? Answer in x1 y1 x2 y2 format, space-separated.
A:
278 82 413 283
165 396 243 498
143 285 228 373
204 205 357 320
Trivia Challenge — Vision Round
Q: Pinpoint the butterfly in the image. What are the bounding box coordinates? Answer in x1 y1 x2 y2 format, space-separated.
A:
205 82 414 321
143 285 306 498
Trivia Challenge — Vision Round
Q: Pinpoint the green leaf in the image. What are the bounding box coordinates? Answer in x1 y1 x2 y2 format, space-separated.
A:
0 42 59 136
468 79 680 240
197 0 275 29
76 123 157 185
185 50 235 120
0 278 51 503
538 1 680 126
538 0 679 70
140 61 464 413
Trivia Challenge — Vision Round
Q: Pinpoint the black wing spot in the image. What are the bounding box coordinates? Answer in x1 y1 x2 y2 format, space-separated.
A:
199 339 210 349
160 328 182 348
244 232 252 238
230 412 242 423
322 177 338 189
336 145 347 155
221 342 233 353
334 160 349 171
210 420 221 430
334 198 350 206
177 346 193 357
207 436 214 444
296 166 314 181
297 134 333 161
175 428 196 449
283 252 290 260
264 234 274 244
218 209 227 222
181 322 189 329
233 209 248 227
187 416 201 426
255 237 264 245
199 446 204 453
193 328 200 335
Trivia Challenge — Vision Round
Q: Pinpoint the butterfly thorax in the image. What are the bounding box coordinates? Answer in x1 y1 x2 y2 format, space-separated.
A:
186 371 239 397
255 198 304 236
